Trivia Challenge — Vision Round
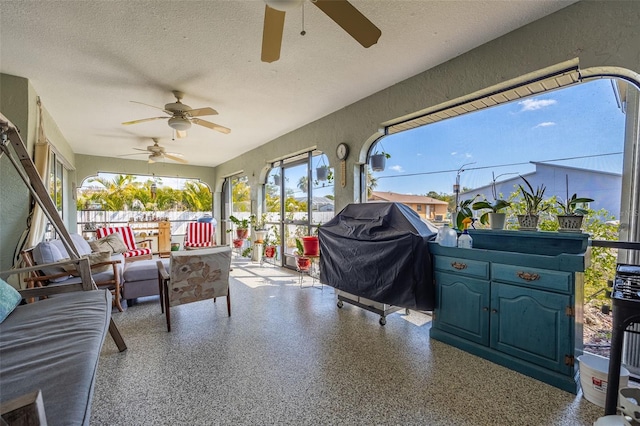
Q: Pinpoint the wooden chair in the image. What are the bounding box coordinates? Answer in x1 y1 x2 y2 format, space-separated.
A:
157 247 231 331
21 245 125 312
96 226 152 262
183 222 215 249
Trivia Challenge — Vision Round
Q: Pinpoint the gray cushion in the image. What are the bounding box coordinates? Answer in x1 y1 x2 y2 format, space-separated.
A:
0 290 111 426
51 234 93 257
123 258 169 282
32 241 70 283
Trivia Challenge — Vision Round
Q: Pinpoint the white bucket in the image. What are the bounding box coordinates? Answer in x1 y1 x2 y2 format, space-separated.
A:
577 353 630 408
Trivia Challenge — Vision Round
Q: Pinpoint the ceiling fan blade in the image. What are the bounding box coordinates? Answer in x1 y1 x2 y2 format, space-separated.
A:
187 107 218 117
122 117 167 125
261 5 286 63
164 153 189 164
117 152 148 157
130 101 172 115
176 130 187 139
132 148 148 152
313 0 381 48
192 118 231 134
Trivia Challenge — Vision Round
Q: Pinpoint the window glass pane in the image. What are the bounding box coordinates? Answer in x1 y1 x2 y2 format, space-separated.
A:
368 79 625 229
311 153 334 228
283 162 308 256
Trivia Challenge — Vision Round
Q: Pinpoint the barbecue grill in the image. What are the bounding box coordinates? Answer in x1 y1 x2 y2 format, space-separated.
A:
605 263 640 415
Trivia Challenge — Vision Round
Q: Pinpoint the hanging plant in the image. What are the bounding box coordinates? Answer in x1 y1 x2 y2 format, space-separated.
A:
316 156 329 181
369 141 391 172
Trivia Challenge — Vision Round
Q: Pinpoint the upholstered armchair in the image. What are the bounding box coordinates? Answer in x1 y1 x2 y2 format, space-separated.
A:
157 246 231 331
183 222 216 249
96 226 152 262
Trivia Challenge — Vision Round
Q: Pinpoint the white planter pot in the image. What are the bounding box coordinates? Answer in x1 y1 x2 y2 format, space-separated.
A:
557 215 584 232
517 214 539 231
488 212 506 230
254 230 267 243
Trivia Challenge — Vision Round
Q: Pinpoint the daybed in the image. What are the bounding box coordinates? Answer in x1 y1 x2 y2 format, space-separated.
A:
0 257 119 426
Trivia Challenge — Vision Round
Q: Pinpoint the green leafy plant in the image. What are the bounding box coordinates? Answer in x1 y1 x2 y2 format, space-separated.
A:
229 215 253 229
455 196 477 230
295 238 306 257
251 213 267 230
556 193 594 216
517 176 547 216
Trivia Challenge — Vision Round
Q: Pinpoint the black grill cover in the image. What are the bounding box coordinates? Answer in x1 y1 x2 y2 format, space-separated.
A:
319 202 436 310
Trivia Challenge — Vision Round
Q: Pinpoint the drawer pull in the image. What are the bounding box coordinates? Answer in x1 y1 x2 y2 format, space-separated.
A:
517 271 540 281
451 262 467 270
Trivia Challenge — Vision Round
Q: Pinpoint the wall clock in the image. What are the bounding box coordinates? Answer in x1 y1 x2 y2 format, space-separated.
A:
336 143 349 161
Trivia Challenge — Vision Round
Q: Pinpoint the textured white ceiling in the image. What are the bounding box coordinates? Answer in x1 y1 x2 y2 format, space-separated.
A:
0 1 574 167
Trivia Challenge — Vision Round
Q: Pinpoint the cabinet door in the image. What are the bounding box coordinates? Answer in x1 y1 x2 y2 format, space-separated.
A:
490 283 572 374
434 272 490 345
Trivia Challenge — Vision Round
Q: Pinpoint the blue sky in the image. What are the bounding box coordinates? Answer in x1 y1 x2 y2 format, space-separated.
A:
372 79 626 195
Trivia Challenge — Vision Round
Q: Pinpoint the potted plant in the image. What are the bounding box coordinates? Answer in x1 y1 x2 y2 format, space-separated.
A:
370 151 390 172
472 198 511 230
229 215 252 240
295 238 311 271
264 233 276 258
251 214 268 243
555 176 593 232
264 225 280 259
517 176 547 231
471 173 511 230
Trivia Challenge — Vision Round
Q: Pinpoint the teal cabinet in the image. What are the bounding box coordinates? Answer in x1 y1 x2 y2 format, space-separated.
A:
490 283 571 374
429 231 588 394
435 272 490 346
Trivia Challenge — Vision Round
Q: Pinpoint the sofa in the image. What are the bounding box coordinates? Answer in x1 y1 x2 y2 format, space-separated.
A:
27 233 170 308
0 257 114 426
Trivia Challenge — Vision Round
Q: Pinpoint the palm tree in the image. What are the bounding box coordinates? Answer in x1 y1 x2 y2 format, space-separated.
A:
182 181 213 211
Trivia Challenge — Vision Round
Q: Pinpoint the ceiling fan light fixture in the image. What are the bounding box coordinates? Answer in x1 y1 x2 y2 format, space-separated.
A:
265 0 304 12
168 116 192 131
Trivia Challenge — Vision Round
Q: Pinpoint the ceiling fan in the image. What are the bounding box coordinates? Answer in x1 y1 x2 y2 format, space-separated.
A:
120 138 188 164
122 91 230 136
261 0 381 63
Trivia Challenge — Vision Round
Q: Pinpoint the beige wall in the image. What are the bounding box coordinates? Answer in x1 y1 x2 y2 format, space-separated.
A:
2 1 640 271
213 1 640 215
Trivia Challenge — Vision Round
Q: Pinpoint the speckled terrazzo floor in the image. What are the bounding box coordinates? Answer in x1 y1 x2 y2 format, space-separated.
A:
92 258 605 425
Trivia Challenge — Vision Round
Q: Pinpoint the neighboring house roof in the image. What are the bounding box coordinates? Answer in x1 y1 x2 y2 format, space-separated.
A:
371 191 448 205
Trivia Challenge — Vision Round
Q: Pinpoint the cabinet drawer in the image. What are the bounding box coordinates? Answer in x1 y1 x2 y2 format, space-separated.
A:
491 264 571 293
434 256 489 280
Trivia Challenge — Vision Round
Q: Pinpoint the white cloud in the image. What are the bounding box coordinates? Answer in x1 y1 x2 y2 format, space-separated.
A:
389 165 404 172
450 151 457 156
518 98 557 111
465 153 472 158
535 121 556 128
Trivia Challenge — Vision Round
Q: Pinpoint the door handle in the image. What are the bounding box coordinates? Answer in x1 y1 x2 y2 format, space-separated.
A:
517 271 540 281
451 261 467 270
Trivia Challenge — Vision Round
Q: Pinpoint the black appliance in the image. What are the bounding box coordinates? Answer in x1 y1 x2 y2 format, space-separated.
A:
605 263 640 415
319 202 436 311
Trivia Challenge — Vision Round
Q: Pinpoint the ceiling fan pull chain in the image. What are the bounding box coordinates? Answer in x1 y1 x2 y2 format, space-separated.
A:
300 2 306 36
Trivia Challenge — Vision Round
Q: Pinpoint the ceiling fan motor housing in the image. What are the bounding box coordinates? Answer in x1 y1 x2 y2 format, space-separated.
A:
168 116 192 131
